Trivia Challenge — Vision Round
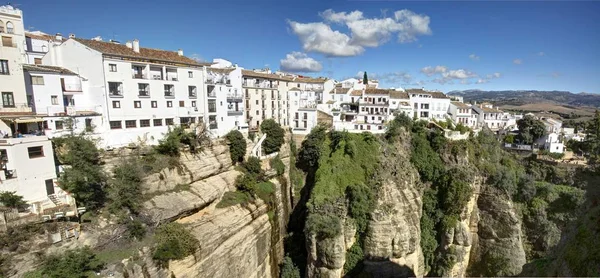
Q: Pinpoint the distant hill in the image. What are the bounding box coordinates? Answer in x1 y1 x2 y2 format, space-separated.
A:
447 90 600 108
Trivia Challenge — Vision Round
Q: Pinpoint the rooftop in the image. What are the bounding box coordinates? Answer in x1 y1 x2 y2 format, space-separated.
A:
364 88 390 95
25 31 63 42
207 67 236 74
405 89 449 99
390 91 409 99
451 101 471 109
242 70 293 81
23 64 78 75
73 38 210 67
349 90 363 96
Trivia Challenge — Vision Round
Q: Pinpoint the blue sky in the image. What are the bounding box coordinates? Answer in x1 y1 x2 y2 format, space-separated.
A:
17 0 600 93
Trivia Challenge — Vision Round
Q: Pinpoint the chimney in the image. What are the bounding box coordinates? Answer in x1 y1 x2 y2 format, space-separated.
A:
177 49 183 56
55 33 62 41
132 39 140 53
126 41 132 49
69 33 75 39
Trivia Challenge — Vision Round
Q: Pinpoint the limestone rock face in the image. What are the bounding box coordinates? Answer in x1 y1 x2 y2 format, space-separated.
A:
467 187 527 276
306 217 355 278
362 139 424 278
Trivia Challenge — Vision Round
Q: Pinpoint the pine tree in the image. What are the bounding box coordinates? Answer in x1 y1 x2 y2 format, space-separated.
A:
363 71 368 85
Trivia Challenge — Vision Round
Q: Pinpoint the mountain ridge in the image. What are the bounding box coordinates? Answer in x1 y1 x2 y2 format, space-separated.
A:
446 90 600 108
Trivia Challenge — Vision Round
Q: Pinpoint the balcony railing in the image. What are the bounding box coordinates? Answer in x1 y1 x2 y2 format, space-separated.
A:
207 91 216 98
164 92 174 98
109 91 123 97
62 83 82 93
227 93 243 99
138 91 150 97
227 110 243 116
189 93 197 98
209 123 218 130
132 73 147 79
166 76 178 81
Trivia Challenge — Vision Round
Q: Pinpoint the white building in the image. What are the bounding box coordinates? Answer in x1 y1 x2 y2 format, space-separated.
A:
22 64 105 138
472 103 506 131
0 5 32 117
541 117 562 134
539 132 564 154
42 37 211 148
206 60 246 136
0 136 74 210
24 31 64 65
289 77 329 134
406 89 451 120
448 101 476 128
389 90 412 116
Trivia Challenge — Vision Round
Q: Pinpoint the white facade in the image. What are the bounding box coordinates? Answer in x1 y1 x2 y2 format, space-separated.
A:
448 101 476 128
472 104 506 131
206 64 246 137
0 5 32 115
406 89 451 120
540 132 564 153
42 38 209 148
0 136 57 202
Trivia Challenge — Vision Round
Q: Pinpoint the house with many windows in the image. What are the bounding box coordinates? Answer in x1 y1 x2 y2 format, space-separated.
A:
448 101 477 128
242 69 291 130
206 59 247 136
42 37 211 148
406 89 451 120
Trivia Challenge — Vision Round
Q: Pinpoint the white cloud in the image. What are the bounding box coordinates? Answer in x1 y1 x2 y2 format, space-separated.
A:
288 9 431 57
422 65 500 85
356 71 413 84
287 21 364 57
420 65 447 76
537 51 545 56
469 54 480 61
280 52 323 72
513 59 523 65
190 53 205 62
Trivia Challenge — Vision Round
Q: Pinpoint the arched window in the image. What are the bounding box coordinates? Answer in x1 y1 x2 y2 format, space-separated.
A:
0 20 4 33
6 22 14 34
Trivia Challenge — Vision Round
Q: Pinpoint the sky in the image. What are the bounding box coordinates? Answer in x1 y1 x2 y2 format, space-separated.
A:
14 0 600 93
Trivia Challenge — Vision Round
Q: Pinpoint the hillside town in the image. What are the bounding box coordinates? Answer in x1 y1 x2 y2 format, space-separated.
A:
0 5 585 223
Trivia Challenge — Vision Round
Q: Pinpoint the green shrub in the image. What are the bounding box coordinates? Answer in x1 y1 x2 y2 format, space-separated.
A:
0 191 27 210
280 256 301 278
225 130 247 165
260 119 285 154
39 246 104 278
125 219 146 240
248 131 256 142
108 157 144 214
243 157 263 176
305 213 342 239
216 191 251 208
255 182 275 203
153 223 199 267
155 126 210 156
270 155 285 176
235 173 259 193
343 242 364 275
297 125 327 171
346 184 374 234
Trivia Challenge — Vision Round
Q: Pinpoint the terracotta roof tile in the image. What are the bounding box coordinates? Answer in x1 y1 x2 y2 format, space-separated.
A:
451 101 470 109
25 32 63 42
350 90 363 96
242 70 293 81
390 91 409 99
364 88 390 95
73 38 210 67
23 64 78 75
405 89 449 99
208 68 235 74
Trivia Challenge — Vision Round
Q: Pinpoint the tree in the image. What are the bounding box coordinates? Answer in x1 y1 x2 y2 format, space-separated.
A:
152 223 200 268
108 157 143 214
0 191 27 210
280 256 301 278
39 247 104 278
584 110 600 164
517 115 547 144
363 71 368 85
260 119 285 154
297 125 327 171
225 130 247 165
54 136 106 209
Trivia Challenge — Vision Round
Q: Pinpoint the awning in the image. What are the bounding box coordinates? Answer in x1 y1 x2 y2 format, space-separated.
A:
0 119 11 136
14 117 45 124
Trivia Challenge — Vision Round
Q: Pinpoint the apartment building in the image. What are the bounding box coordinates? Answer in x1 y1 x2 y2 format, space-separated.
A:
206 59 247 136
23 64 104 137
0 5 32 117
242 70 290 130
288 77 329 134
448 101 477 128
389 90 412 116
43 37 210 148
24 31 64 65
406 89 451 120
472 103 506 131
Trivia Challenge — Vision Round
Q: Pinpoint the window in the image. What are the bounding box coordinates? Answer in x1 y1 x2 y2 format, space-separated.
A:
165 118 174 125
151 101 157 108
55 121 64 130
0 60 8 74
140 119 150 127
179 101 184 107
2 92 14 107
5 22 14 34
188 86 197 97
188 71 193 78
34 58 42 65
191 101 196 107
153 119 163 126
108 82 123 96
208 100 216 112
138 84 149 96
85 119 92 131
125 120 137 128
109 64 117 72
112 101 120 108
164 84 174 96
0 21 3 33
51 95 58 105
110 121 122 129
134 101 141 108
166 101 173 108
28 146 44 158
1 36 13 47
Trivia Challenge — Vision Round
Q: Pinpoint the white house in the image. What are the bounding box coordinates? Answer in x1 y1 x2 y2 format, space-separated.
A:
541 117 562 134
289 77 328 134
472 103 506 131
42 37 211 148
0 5 32 117
539 132 564 154
406 89 451 120
389 90 412 116
22 64 105 138
24 31 64 65
448 101 476 128
207 60 247 136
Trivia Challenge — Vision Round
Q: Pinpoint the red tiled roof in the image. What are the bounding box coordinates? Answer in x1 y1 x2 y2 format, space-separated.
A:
73 38 210 67
25 32 63 42
349 90 363 96
390 91 409 99
23 64 78 75
405 89 449 99
364 88 390 95
242 70 293 81
451 101 470 109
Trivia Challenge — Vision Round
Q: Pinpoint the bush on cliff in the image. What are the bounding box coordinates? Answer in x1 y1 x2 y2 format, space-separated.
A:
260 119 285 154
153 222 199 267
225 130 247 165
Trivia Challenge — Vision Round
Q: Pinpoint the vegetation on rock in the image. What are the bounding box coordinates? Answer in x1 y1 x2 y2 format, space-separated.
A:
225 130 247 165
0 191 27 210
260 119 285 154
152 222 200 267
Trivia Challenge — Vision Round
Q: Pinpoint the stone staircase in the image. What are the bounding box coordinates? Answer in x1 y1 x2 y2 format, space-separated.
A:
48 194 63 206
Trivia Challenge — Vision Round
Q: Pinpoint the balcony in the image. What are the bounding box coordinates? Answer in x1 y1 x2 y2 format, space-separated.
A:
206 78 215 84
61 78 82 94
0 103 32 114
227 92 243 100
188 93 197 99
138 91 150 98
164 92 174 98
109 91 123 98
166 68 178 81
207 89 217 98
132 73 147 79
227 110 243 116
209 122 218 130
